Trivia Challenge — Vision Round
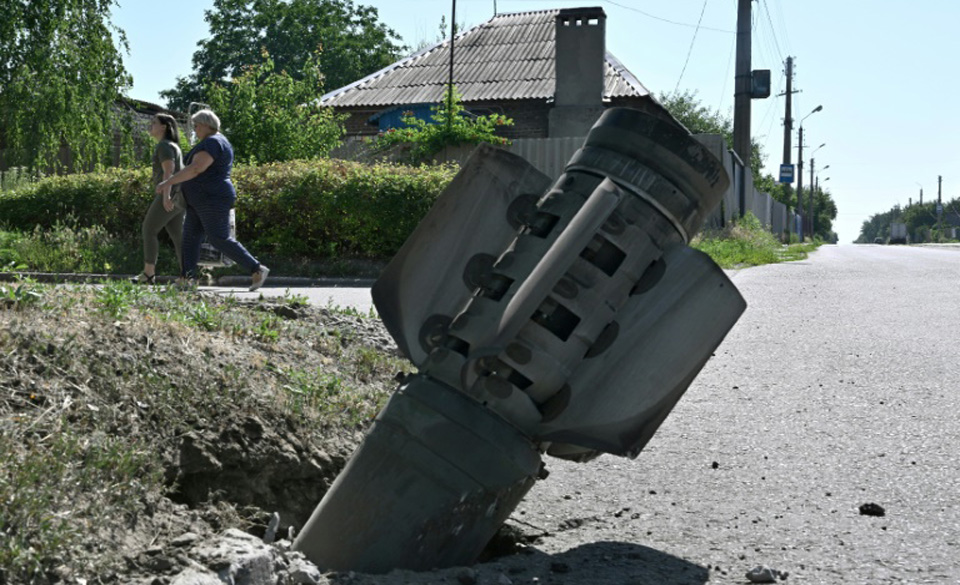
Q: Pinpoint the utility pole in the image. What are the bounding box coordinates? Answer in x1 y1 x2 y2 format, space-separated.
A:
781 57 795 165
938 175 943 241
808 158 815 237
797 126 804 240
732 0 752 218
447 0 457 131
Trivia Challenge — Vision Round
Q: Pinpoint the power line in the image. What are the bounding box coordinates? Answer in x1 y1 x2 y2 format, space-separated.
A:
716 36 736 114
497 0 737 33
674 0 710 93
760 0 784 63
602 0 734 33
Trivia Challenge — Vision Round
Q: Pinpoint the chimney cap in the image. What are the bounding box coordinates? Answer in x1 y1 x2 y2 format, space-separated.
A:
556 6 606 21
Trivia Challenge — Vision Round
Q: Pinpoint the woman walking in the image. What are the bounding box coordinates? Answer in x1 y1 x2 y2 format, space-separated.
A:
155 109 269 291
136 113 185 284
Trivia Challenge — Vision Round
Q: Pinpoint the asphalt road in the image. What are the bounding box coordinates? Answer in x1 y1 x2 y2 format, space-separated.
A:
496 243 960 585
209 244 960 584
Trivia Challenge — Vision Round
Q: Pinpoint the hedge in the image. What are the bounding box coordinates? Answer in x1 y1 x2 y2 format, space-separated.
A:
0 159 458 261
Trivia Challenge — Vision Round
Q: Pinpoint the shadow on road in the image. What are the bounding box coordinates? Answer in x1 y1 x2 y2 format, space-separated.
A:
515 541 710 585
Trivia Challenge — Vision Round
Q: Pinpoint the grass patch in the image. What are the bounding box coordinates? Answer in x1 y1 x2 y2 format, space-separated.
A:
0 221 152 275
692 212 821 269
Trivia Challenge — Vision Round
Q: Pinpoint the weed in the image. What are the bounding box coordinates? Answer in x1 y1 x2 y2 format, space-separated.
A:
95 279 147 319
254 313 282 342
324 297 378 318
188 298 225 331
692 212 819 268
281 289 309 307
0 275 44 309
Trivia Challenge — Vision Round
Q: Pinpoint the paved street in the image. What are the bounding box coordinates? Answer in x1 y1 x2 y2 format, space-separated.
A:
498 243 960 584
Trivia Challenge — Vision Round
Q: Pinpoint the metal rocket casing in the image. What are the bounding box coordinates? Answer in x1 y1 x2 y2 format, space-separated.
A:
294 108 747 573
372 107 745 456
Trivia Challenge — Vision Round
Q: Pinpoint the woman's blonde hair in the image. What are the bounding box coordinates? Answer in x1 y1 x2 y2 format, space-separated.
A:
191 109 221 133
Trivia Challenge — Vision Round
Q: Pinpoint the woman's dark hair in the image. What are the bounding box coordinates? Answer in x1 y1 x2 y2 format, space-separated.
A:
155 113 180 143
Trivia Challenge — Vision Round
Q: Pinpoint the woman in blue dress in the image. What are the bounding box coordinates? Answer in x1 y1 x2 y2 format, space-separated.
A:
156 109 269 291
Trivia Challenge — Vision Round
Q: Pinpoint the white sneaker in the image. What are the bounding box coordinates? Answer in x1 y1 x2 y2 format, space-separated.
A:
250 266 270 291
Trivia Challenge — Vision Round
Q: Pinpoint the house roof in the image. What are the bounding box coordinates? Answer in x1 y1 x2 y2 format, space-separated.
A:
320 8 651 108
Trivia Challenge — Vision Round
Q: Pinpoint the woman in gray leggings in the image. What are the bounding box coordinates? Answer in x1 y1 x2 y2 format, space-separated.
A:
135 113 186 284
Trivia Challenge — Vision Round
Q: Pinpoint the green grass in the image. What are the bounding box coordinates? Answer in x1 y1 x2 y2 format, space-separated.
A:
692 213 822 269
0 222 150 275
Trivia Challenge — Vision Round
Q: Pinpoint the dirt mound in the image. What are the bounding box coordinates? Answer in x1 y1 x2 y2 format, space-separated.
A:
0 281 407 583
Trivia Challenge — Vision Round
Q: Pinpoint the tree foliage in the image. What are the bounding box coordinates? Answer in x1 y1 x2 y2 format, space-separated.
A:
161 0 406 112
0 0 131 172
206 50 345 164
857 198 960 243
658 90 765 183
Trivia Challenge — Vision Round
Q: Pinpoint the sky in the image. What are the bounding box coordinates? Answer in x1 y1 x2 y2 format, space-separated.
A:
110 0 960 244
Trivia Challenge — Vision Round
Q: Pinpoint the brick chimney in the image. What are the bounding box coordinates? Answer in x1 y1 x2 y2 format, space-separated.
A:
549 7 607 137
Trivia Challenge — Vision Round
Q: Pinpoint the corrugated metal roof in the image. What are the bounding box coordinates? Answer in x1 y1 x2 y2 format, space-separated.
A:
320 8 650 108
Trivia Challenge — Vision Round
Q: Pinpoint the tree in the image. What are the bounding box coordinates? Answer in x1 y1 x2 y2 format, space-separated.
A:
206 50 345 164
658 90 765 184
161 0 406 112
0 0 131 172
812 186 838 240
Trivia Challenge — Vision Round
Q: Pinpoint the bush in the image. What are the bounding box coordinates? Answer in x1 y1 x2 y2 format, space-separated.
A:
691 212 783 268
0 159 458 265
373 85 512 164
236 159 457 258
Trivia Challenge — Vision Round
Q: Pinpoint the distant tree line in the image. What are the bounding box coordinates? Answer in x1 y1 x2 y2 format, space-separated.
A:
857 198 960 243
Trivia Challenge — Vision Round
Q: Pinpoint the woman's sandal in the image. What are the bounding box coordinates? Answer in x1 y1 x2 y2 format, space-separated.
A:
133 272 156 285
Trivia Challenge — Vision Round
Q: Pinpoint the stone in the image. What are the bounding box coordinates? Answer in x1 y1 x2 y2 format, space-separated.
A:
745 565 780 583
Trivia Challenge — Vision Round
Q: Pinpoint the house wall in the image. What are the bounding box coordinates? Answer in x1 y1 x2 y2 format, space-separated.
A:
336 95 657 141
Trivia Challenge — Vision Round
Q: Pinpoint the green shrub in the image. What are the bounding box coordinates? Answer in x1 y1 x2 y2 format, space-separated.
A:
373 85 513 164
0 167 152 237
0 159 457 266
692 212 785 268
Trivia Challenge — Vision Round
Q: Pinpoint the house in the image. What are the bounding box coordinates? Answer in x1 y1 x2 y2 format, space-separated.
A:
320 6 800 239
320 6 667 141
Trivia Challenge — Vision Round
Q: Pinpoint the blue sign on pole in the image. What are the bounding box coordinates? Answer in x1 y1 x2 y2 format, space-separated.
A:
779 164 795 184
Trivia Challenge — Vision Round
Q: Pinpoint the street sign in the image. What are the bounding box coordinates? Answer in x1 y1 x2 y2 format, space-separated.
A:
779 164 795 184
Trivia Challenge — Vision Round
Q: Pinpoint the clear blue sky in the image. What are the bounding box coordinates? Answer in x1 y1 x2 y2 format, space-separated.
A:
111 1 960 244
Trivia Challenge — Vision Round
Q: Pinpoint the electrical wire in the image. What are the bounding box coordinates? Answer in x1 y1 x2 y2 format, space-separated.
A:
674 0 710 93
716 36 736 115
760 0 784 64
497 0 736 33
